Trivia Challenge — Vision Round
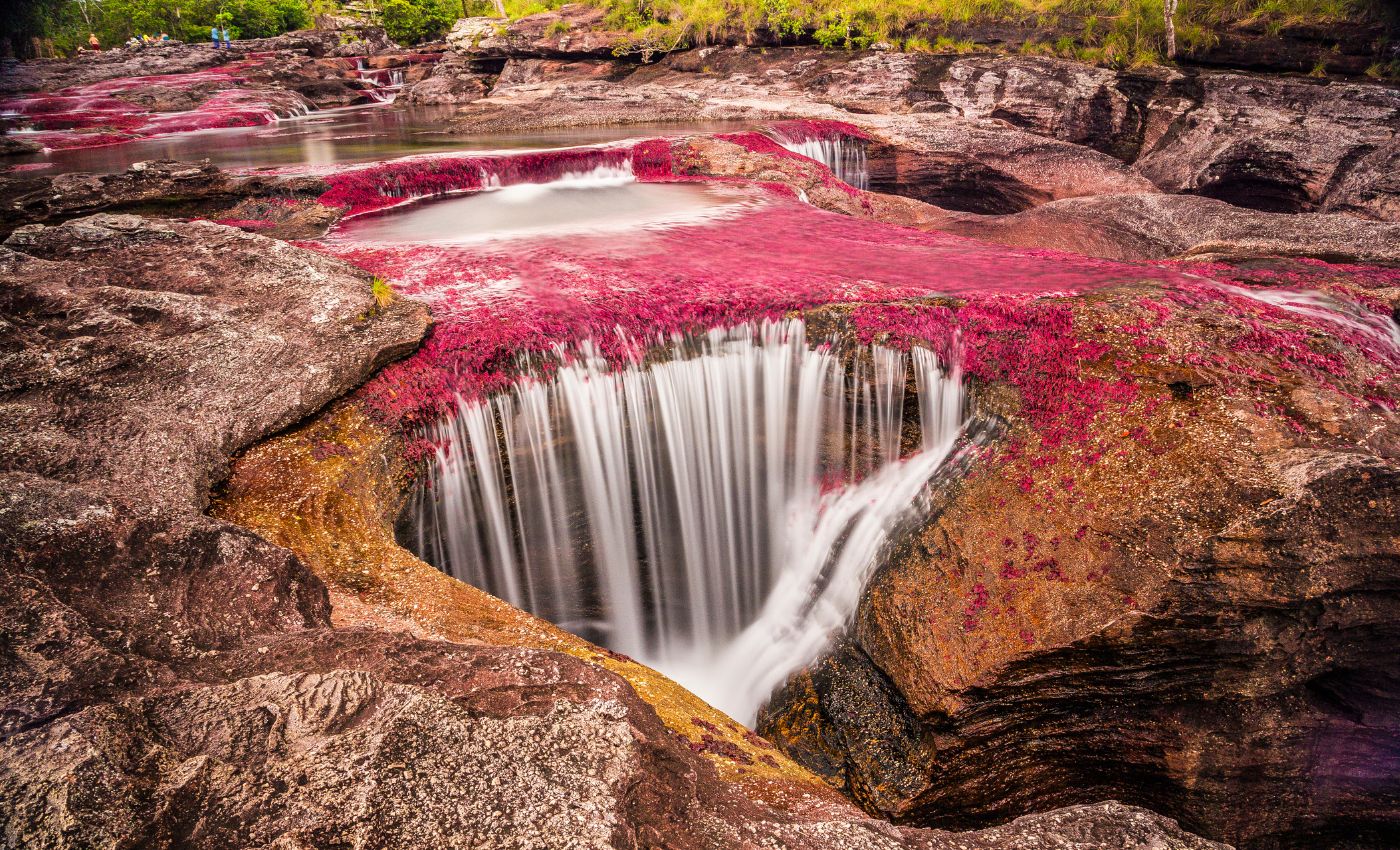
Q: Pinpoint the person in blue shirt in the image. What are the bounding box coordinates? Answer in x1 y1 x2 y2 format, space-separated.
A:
220 26 231 48
210 25 219 47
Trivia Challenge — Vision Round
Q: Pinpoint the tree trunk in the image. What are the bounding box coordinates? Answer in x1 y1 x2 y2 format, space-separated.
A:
1164 0 1178 60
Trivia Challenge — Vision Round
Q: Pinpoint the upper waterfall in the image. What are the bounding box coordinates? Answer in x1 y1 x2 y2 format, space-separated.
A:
405 318 967 721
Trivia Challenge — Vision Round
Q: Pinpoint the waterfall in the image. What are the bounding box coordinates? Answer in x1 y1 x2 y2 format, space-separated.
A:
406 319 966 721
476 160 635 201
771 132 870 191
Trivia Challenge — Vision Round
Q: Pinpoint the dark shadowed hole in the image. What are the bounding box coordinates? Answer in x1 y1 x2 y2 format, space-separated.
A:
866 143 1050 215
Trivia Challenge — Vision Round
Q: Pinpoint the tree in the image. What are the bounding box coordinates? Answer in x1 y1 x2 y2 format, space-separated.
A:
1163 0 1178 60
380 0 452 44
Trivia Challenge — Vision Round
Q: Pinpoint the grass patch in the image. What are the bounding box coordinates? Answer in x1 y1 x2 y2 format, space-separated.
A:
577 0 1389 67
371 276 396 311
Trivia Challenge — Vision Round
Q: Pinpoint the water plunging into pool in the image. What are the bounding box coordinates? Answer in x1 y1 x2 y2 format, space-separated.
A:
404 319 967 721
771 130 870 191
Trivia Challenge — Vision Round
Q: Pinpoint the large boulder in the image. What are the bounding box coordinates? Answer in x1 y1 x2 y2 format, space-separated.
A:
1132 72 1400 219
403 52 492 105
898 54 1174 161
0 214 427 512
759 279 1400 850
447 4 633 59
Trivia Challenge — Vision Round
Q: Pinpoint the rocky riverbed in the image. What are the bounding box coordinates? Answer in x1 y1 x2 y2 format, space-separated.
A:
2 16 1398 850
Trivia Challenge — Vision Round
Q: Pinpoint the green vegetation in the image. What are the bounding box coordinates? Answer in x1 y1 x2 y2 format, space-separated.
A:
585 0 1391 67
371 276 396 310
381 0 455 42
5 0 310 53
2 0 1392 61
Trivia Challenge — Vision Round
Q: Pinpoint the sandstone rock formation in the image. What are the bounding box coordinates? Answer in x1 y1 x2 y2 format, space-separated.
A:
819 53 1400 222
404 52 493 105
0 160 327 232
447 4 633 60
759 279 1400 850
438 48 1400 226
908 193 1400 263
0 213 1234 848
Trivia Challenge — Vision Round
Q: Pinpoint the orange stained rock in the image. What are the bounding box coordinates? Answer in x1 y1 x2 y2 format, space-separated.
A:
210 401 840 800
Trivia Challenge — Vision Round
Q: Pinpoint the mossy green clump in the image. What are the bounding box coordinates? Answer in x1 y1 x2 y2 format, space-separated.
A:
371 276 396 311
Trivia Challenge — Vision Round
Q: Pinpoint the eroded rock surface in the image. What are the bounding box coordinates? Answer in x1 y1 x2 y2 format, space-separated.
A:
1132 72 1400 219
447 4 634 60
440 48 1400 225
0 160 326 232
0 212 1232 848
917 193 1400 263
0 214 425 510
759 281 1400 850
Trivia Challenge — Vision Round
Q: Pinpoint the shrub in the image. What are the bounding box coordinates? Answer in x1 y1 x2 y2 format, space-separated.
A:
382 0 455 44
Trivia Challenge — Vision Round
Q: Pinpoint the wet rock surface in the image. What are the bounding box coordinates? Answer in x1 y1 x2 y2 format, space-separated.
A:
0 39 434 153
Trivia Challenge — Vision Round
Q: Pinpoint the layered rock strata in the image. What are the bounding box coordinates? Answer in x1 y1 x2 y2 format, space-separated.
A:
0 213 1232 849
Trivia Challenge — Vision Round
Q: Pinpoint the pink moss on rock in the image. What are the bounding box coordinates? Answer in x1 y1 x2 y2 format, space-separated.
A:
0 60 322 151
287 140 1397 472
766 118 873 143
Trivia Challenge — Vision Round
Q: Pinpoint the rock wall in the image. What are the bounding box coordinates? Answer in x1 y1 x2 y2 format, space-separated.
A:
758 280 1400 850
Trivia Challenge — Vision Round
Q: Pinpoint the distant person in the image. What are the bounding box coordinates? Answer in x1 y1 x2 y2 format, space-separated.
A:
88 33 100 51
159 32 169 42
221 27 231 49
211 25 219 47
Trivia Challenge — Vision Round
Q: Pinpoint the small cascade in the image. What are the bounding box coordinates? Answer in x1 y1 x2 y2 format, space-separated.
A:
1222 284 1400 355
406 319 967 720
355 62 408 103
477 160 636 200
770 128 869 190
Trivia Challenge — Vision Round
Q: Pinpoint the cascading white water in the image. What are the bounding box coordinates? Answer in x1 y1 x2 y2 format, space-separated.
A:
478 161 637 200
771 133 870 191
1221 284 1400 354
406 319 966 721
